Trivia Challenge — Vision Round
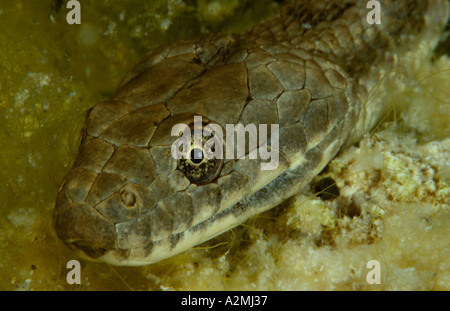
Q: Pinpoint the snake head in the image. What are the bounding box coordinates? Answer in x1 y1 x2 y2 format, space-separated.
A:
51 32 259 264
52 28 340 265
53 17 355 265
52 101 266 265
51 33 262 264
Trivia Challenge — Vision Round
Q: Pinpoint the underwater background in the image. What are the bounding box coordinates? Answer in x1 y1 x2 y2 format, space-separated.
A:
0 0 448 290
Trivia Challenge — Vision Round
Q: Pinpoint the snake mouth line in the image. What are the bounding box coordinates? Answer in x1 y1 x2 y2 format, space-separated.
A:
66 240 109 260
58 182 251 265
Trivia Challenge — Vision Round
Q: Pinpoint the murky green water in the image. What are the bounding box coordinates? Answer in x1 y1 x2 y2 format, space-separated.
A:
0 0 448 291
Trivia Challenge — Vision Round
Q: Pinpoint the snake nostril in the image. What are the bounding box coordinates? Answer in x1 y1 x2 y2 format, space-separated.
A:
120 190 136 208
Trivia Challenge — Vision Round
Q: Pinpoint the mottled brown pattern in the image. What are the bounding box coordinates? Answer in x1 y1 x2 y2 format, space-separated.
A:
53 0 448 265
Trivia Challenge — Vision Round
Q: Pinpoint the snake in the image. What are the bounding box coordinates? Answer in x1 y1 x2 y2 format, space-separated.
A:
53 0 449 266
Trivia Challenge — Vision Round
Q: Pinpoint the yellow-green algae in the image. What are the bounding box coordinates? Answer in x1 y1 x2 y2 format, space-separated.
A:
0 0 448 290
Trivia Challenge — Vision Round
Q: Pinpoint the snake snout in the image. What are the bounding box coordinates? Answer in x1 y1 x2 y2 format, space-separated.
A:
53 169 158 261
53 200 117 260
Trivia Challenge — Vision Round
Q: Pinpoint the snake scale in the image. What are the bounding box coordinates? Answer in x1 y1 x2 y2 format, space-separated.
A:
53 0 448 265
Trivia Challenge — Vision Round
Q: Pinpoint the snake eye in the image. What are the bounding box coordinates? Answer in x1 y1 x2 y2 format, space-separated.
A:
190 148 204 164
177 122 224 185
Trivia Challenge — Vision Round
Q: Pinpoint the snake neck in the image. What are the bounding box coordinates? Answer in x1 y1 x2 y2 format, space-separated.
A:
242 0 448 143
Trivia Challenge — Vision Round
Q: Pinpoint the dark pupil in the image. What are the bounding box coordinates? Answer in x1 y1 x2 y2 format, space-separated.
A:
190 148 203 164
